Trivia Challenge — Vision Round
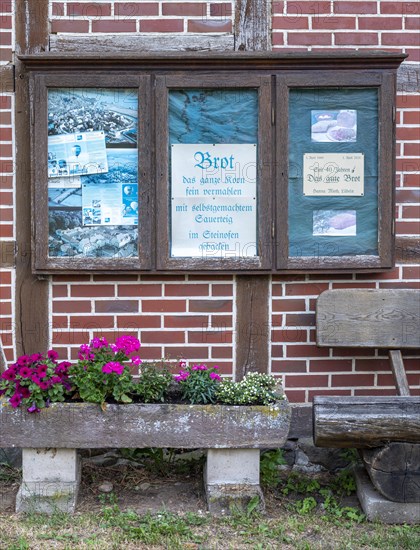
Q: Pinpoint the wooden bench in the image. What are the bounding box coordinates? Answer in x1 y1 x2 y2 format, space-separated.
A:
313 289 420 504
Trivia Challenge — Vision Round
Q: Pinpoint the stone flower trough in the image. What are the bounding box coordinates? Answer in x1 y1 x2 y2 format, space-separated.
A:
0 400 291 514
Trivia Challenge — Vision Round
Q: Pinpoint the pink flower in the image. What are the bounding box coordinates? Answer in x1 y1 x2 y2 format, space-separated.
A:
51 376 62 384
18 366 32 378
47 350 59 361
114 335 140 355
192 364 207 371
209 372 221 381
19 387 31 398
174 370 190 382
102 362 124 375
31 374 41 386
91 337 108 349
1 369 16 381
55 361 71 374
39 381 50 390
79 344 90 353
37 364 48 378
30 353 43 362
131 355 142 366
16 355 30 367
9 394 22 408
179 360 187 368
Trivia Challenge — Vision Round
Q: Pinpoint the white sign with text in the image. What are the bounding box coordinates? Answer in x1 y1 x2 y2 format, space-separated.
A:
171 143 257 258
303 153 364 196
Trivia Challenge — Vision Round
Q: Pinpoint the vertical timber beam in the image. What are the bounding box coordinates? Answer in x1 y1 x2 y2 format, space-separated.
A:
235 276 270 380
234 3 271 379
14 0 50 355
234 0 271 51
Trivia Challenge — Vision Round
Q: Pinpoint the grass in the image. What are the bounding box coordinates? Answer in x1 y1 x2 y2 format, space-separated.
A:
1 500 419 549
1 456 419 549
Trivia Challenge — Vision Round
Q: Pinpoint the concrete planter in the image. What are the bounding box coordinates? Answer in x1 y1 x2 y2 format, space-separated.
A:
0 400 291 514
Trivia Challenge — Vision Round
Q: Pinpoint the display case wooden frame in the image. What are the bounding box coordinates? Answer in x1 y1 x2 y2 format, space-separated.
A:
22 52 405 274
155 75 272 271
276 72 396 270
31 74 152 272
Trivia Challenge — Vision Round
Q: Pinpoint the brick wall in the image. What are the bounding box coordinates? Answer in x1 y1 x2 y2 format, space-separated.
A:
0 0 13 367
272 1 419 62
0 1 419 402
51 275 235 374
50 1 234 34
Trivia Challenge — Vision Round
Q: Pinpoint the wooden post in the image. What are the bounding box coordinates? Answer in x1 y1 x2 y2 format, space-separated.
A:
234 1 271 380
14 0 50 356
234 0 270 51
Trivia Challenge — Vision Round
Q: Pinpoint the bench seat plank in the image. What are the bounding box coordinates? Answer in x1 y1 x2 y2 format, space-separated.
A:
316 289 420 349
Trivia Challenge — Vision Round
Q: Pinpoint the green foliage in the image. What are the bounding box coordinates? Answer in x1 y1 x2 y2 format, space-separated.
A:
69 336 140 406
100 504 205 547
260 449 286 487
131 361 172 403
174 362 221 404
279 467 365 525
217 372 283 405
330 468 357 496
294 496 317 515
281 472 321 495
319 488 364 523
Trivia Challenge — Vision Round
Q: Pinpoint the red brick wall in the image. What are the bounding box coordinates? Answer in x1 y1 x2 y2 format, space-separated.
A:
51 275 234 374
0 0 13 366
272 1 419 61
0 1 419 402
50 1 234 34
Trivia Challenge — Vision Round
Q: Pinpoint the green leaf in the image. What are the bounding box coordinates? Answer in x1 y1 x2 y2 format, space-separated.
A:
120 394 132 403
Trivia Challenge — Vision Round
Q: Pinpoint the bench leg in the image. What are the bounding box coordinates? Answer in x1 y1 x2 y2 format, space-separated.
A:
16 448 80 514
204 449 264 514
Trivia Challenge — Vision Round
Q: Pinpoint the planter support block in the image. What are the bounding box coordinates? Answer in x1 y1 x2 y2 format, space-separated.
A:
16 448 81 514
204 449 264 513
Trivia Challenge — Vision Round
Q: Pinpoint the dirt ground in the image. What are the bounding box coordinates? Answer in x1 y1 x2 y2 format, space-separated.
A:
0 454 359 516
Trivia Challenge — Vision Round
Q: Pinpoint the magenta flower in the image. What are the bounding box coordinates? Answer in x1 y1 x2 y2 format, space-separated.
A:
79 344 90 353
51 376 62 384
9 394 22 408
192 364 207 371
91 337 108 349
31 374 41 386
179 360 187 369
174 370 190 382
102 361 124 375
1 368 16 381
39 381 50 390
47 350 59 361
18 366 32 378
114 335 140 355
55 361 71 374
29 353 43 362
37 364 48 378
16 355 30 367
19 387 31 398
131 355 142 366
209 372 221 381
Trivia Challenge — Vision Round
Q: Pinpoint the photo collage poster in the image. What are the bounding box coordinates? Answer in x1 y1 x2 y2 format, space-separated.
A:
47 88 139 258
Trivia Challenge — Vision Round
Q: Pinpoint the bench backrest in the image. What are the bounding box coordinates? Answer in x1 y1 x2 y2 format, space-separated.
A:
316 289 420 349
